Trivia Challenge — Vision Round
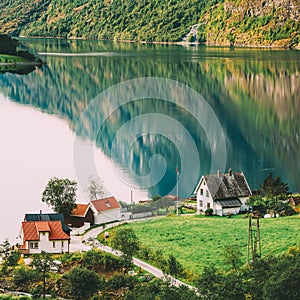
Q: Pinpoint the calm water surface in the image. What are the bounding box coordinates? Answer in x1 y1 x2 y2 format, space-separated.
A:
0 39 299 241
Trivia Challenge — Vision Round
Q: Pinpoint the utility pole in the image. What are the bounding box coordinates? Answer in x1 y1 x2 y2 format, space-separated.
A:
247 215 261 264
176 166 179 215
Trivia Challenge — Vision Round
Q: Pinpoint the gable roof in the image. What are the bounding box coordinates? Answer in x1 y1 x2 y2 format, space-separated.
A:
24 213 71 234
22 221 70 241
35 221 50 232
70 204 90 217
22 222 39 241
196 171 251 200
90 196 121 213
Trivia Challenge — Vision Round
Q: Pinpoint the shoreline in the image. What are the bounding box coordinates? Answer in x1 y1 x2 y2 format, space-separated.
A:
19 35 300 50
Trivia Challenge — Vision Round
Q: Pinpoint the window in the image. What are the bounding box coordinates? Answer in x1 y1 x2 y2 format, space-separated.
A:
61 241 64 247
53 242 56 248
200 189 203 196
199 200 203 207
206 190 209 197
207 202 211 208
30 242 38 249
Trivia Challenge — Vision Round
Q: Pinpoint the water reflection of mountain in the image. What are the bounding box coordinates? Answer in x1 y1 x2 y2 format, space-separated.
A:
0 39 299 194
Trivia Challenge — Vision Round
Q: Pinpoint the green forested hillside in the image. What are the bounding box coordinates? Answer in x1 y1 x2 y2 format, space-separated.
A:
0 0 299 47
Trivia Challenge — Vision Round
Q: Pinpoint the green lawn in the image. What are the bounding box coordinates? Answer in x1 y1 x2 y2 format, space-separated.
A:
122 215 300 275
0 54 27 63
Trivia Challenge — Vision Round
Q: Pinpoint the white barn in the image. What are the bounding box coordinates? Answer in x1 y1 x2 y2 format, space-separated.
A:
90 196 121 224
194 169 252 216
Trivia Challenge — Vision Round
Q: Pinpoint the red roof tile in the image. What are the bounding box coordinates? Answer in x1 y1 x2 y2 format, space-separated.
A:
48 221 70 240
71 204 90 217
22 221 70 242
22 222 39 241
35 221 50 232
90 196 121 212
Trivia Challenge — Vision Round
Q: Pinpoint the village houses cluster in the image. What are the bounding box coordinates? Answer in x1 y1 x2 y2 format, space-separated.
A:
16 169 300 255
17 196 126 254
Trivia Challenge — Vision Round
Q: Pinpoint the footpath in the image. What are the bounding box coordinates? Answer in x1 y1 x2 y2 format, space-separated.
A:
70 222 194 290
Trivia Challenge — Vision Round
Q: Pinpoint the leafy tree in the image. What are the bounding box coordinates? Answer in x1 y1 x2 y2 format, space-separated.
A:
107 273 136 290
66 266 102 300
260 173 289 217
111 227 139 268
86 175 104 200
42 177 77 216
0 239 20 274
32 251 55 299
0 34 18 54
152 195 162 201
166 254 183 277
83 249 105 270
13 266 38 288
222 245 242 271
195 266 221 300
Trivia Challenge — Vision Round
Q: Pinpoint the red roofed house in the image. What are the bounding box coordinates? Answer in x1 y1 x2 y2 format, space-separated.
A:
64 204 95 228
18 221 70 254
90 196 121 224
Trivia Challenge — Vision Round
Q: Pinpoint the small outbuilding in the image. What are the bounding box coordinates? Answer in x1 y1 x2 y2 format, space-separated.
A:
64 204 95 228
90 196 121 224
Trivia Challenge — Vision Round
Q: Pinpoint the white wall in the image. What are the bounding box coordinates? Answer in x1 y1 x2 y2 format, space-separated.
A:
239 196 249 212
27 232 69 254
71 222 91 236
94 208 121 225
215 203 240 216
196 179 213 213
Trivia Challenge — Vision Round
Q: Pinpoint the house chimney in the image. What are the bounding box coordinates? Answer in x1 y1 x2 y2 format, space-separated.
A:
217 170 221 177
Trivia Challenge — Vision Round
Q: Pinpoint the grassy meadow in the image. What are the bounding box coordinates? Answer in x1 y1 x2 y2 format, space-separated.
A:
0 54 27 63
122 215 300 275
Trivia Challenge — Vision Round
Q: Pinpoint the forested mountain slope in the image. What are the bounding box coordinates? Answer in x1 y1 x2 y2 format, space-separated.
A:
0 0 299 48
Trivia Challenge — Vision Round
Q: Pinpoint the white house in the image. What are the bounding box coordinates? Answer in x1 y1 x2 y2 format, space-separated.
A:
18 220 70 254
194 169 252 216
90 196 122 224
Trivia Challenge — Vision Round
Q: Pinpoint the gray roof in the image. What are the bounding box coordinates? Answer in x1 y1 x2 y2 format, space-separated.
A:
24 213 71 234
205 172 251 200
215 198 242 208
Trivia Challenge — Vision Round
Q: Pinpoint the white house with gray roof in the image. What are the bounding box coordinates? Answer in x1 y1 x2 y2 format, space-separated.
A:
194 169 252 216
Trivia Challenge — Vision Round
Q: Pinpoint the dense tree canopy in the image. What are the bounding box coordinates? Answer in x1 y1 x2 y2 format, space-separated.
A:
247 173 291 217
0 0 299 48
42 177 77 216
66 266 101 300
111 227 140 268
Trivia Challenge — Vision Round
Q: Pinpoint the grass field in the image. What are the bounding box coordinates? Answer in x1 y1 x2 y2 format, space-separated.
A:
122 215 300 275
0 54 27 63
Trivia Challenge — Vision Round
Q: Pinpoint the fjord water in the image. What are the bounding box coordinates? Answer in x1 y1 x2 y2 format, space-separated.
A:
0 39 299 241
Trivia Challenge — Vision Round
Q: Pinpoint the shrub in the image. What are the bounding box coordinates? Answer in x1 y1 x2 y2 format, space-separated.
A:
107 273 136 290
205 208 213 216
66 266 103 300
13 266 38 287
